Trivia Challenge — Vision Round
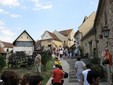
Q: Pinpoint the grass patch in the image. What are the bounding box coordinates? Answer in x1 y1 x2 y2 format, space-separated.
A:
0 58 54 85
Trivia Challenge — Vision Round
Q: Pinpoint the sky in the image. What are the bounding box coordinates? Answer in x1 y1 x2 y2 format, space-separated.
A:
0 0 99 43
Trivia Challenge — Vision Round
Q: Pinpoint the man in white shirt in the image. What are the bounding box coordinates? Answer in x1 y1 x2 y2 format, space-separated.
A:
59 49 63 58
81 64 91 85
75 57 86 83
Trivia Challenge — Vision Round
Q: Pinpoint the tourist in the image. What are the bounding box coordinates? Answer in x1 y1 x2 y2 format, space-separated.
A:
58 65 65 85
87 70 101 85
75 57 86 83
21 73 30 85
59 49 63 59
52 65 64 85
34 53 42 74
1 70 19 85
29 75 43 85
81 64 91 85
53 57 62 68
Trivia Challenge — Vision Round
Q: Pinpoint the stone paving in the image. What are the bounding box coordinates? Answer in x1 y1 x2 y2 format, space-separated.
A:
46 57 109 85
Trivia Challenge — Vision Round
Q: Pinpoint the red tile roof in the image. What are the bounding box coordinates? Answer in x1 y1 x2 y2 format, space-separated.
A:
59 29 73 36
47 31 61 41
2 41 13 48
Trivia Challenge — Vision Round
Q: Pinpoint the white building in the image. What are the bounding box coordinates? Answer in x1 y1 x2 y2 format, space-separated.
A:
13 30 35 56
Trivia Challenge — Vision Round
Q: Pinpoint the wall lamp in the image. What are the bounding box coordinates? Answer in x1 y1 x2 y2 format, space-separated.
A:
102 26 110 38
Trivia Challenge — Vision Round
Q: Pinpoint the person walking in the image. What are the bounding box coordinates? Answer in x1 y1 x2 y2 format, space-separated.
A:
52 65 64 85
58 65 65 85
87 70 101 85
75 57 86 84
59 49 63 59
69 49 72 58
53 57 62 68
34 53 42 74
81 64 91 85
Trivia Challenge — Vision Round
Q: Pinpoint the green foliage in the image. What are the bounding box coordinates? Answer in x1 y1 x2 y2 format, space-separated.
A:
42 60 53 85
90 57 105 79
41 51 52 71
90 57 100 65
0 54 6 71
91 65 105 79
41 51 51 65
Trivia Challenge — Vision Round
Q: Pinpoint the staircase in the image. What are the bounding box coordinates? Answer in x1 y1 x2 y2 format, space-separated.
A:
69 70 78 82
66 59 78 83
66 58 90 83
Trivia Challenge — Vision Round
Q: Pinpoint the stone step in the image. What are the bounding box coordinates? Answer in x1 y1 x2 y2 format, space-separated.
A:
70 64 75 68
70 70 76 73
69 79 78 82
69 71 76 74
69 75 76 79
69 70 77 79
69 72 76 75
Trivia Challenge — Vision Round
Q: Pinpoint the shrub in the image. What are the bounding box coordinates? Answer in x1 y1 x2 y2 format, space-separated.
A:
90 57 100 65
91 65 105 79
0 54 6 71
41 51 52 71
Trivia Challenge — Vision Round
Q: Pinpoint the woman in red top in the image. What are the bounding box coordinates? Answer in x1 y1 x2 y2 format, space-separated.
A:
52 65 64 85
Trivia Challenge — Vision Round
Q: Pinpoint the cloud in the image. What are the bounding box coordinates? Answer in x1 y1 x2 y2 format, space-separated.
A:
0 8 9 14
0 0 22 7
10 14 21 18
0 8 21 18
0 20 15 42
0 20 6 26
31 0 52 11
0 28 15 42
0 28 15 36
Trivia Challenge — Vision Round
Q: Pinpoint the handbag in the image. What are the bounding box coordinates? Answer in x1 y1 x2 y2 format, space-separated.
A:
102 59 109 65
64 72 68 78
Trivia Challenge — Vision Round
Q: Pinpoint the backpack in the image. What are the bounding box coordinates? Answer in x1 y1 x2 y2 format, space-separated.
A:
64 72 68 78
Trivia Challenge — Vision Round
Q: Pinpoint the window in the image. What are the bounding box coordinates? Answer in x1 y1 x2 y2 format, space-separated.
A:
16 41 33 47
47 40 51 42
64 41 66 44
48 44 51 47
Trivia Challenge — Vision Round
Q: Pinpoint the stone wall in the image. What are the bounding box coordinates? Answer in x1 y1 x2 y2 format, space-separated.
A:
95 0 113 84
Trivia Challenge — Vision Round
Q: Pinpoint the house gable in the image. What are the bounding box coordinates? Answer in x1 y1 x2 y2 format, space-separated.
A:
41 31 52 40
13 30 35 44
78 12 96 37
41 31 61 42
16 32 33 41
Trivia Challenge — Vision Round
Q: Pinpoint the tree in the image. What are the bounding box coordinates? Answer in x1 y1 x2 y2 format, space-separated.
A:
0 54 6 71
41 51 52 71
